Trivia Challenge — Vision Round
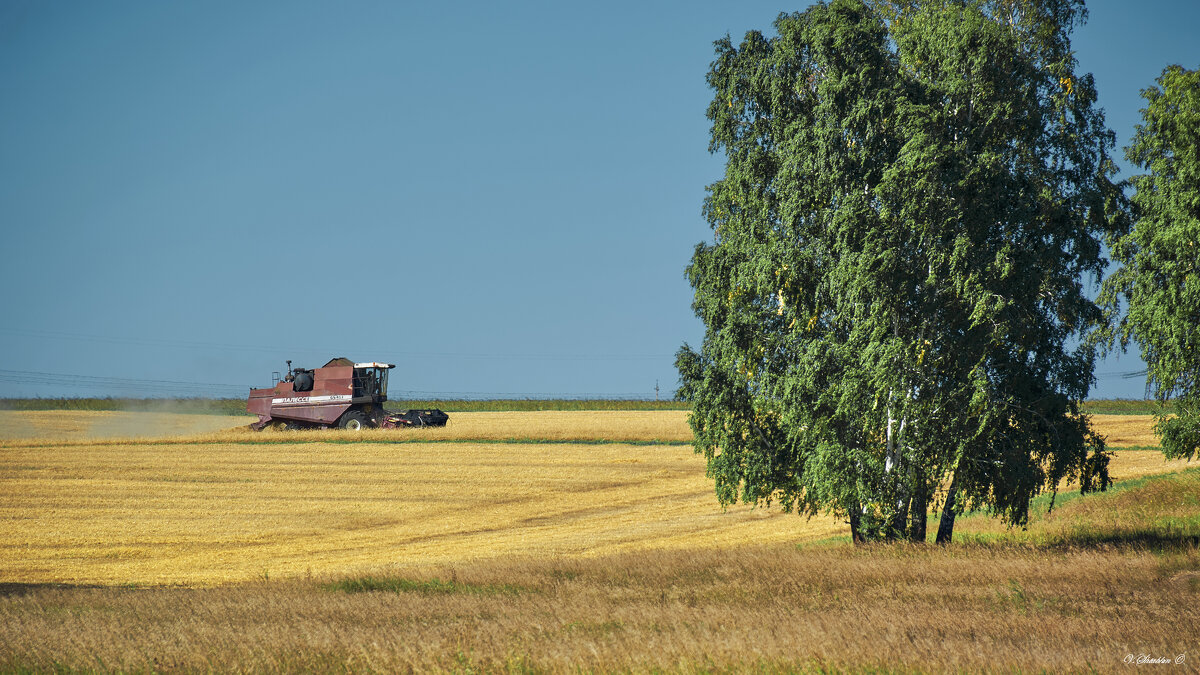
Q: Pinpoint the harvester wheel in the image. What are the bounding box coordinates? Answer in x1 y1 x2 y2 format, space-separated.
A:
283 421 303 431
339 409 368 431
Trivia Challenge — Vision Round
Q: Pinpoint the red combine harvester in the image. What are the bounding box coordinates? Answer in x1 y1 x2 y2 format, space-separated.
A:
247 357 448 430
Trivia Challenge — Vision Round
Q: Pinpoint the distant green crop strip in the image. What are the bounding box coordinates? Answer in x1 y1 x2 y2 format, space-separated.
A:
1 437 694 450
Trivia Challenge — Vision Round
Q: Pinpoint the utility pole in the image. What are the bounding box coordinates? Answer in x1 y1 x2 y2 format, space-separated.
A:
655 380 659 402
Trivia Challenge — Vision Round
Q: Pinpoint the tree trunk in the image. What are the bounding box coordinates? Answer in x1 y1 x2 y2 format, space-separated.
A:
889 495 910 541
849 502 865 545
884 397 909 541
909 482 928 543
935 477 958 544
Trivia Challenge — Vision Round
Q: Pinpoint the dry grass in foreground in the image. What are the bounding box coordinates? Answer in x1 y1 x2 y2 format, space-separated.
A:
1 543 1196 673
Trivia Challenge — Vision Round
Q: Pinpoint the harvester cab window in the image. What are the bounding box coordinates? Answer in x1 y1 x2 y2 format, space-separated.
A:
349 363 393 401
353 367 388 399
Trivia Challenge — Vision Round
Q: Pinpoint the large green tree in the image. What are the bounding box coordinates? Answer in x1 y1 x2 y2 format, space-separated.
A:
1100 64 1200 461
677 0 1123 543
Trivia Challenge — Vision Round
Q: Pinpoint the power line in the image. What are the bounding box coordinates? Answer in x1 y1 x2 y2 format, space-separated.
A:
0 327 672 362
0 369 669 400
1095 369 1149 380
0 369 249 397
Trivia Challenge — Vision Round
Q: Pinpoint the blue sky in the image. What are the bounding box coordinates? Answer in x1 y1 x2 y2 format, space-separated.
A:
0 0 1195 400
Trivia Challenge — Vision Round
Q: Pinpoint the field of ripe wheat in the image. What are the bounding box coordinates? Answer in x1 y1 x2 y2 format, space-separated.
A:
0 409 243 440
0 408 1159 445
0 436 833 586
0 409 693 442
0 409 1190 587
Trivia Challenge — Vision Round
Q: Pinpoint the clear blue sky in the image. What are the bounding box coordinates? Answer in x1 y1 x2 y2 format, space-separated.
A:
0 0 1195 400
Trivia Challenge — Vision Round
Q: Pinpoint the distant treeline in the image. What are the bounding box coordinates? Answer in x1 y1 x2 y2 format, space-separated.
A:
0 398 692 414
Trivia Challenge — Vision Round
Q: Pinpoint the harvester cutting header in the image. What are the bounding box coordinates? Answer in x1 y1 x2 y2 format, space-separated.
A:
247 357 448 430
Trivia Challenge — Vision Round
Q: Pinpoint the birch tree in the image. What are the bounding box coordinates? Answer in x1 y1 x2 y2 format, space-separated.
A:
1100 64 1200 462
678 0 1123 543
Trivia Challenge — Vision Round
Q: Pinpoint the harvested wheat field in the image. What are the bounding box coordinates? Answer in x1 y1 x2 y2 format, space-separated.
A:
0 409 1190 585
1090 413 1165 448
0 437 839 586
0 409 693 443
0 407 1157 444
0 409 246 441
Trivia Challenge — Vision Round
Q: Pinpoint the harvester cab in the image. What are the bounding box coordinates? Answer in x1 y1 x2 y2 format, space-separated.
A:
352 362 389 401
247 357 448 431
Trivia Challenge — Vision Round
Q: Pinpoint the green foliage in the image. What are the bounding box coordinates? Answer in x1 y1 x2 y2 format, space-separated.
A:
1100 64 1200 461
679 0 1123 543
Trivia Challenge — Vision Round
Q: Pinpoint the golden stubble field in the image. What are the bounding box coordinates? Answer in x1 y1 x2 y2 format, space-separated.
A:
0 410 810 586
0 410 1187 586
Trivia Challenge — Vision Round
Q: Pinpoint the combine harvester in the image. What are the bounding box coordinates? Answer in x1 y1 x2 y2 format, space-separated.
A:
247 357 448 430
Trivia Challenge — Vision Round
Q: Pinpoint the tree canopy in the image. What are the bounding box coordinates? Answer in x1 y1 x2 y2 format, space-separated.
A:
1100 64 1200 462
677 0 1124 543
